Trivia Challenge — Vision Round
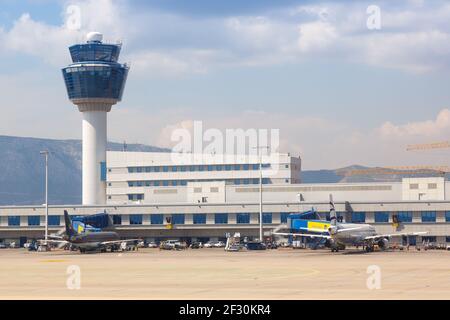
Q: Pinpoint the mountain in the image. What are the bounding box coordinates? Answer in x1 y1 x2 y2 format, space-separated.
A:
301 165 447 183
0 135 169 205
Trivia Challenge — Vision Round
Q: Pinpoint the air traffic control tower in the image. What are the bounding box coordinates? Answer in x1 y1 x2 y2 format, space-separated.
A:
62 32 129 205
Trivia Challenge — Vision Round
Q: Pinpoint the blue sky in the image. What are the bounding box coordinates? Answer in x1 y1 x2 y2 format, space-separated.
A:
1 0 450 169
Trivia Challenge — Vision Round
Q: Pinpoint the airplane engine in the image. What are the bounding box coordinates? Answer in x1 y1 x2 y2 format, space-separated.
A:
377 238 389 250
328 226 338 235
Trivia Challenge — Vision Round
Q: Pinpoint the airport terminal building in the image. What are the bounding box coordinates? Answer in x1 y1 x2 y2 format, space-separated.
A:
0 34 449 247
0 151 449 246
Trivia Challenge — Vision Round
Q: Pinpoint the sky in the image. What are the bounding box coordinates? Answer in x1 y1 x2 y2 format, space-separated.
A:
1 0 450 169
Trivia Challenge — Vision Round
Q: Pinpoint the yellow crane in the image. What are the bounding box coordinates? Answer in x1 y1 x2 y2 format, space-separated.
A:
338 141 450 176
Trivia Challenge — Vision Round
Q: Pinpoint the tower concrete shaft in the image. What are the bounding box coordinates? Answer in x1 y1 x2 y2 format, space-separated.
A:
81 109 107 205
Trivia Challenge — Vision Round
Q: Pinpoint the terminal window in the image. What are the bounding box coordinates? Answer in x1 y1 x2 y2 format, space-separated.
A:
445 211 450 222
397 211 413 223
236 213 250 224
128 194 144 201
260 213 273 224
48 216 61 226
172 214 185 225
421 211 436 223
374 212 389 223
129 214 143 225
193 214 206 224
28 216 40 226
351 212 366 223
215 213 228 224
8 216 20 226
422 236 437 243
112 215 122 225
150 214 163 225
280 213 290 223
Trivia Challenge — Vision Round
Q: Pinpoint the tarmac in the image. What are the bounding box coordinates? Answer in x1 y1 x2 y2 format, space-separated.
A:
0 248 449 300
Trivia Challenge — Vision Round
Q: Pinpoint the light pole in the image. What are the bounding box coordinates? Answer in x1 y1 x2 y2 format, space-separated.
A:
40 150 49 244
254 145 269 241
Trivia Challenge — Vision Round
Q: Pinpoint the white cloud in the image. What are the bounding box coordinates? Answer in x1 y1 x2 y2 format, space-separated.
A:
379 109 450 138
2 0 450 74
2 1 450 170
297 21 338 52
139 108 450 169
2 13 76 65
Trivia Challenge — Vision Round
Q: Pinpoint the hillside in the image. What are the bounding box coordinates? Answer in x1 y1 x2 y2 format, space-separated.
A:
0 135 168 205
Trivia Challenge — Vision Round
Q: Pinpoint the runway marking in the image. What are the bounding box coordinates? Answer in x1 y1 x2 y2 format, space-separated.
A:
40 259 68 263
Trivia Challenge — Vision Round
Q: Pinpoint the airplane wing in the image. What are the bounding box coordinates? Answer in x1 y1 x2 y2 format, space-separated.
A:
48 234 64 240
100 239 141 246
364 231 428 241
272 232 331 239
37 239 69 245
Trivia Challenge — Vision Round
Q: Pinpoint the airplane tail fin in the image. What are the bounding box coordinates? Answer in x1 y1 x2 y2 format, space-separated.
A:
64 210 76 236
329 194 337 226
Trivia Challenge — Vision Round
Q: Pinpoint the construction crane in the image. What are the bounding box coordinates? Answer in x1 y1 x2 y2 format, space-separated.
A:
406 141 450 151
337 141 450 176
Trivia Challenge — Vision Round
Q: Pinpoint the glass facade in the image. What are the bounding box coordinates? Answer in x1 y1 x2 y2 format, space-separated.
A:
28 216 40 226
127 178 271 187
48 216 61 226
8 216 20 226
397 211 413 223
151 214 164 225
280 213 290 223
63 64 128 100
215 213 228 224
421 211 436 223
128 194 144 201
351 212 366 223
112 215 122 225
128 164 268 173
236 213 250 224
193 214 206 224
262 213 272 224
422 236 437 243
63 42 129 101
172 214 185 225
69 43 121 63
374 212 389 223
446 211 450 222
129 214 143 225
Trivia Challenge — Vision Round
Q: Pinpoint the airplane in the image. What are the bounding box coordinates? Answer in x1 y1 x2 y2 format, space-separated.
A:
273 195 428 253
39 210 141 253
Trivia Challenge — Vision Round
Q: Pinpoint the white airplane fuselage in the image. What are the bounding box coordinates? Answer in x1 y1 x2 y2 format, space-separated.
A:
333 223 378 246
